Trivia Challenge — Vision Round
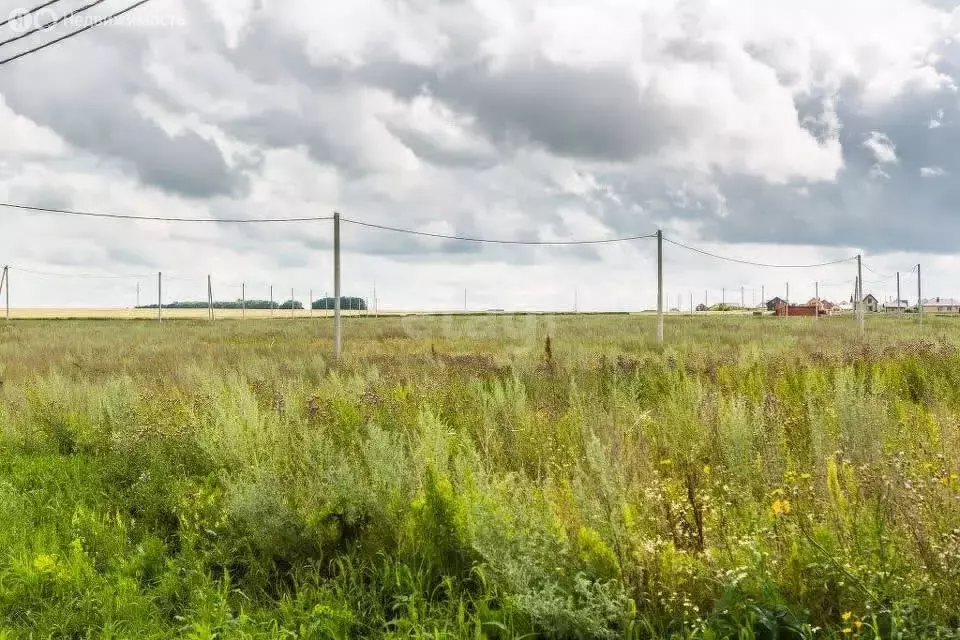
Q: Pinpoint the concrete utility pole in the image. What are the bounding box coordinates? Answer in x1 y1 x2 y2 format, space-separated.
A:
574 288 578 313
207 275 214 321
242 283 246 319
917 264 923 326
157 272 162 324
815 281 820 319
786 282 790 318
857 255 864 334
896 272 901 317
656 230 664 344
1 265 8 321
334 211 342 360
136 282 140 309
689 292 693 315
310 289 313 317
270 286 274 317
722 287 726 306
291 288 295 317
761 285 765 311
741 286 745 310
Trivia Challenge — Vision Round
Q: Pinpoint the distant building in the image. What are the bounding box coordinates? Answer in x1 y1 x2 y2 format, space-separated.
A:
883 299 910 312
807 298 837 314
862 294 879 313
766 297 787 311
922 297 960 313
775 302 826 317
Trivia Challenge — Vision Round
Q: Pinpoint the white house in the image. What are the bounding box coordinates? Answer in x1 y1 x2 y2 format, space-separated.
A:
922 297 960 313
883 299 910 312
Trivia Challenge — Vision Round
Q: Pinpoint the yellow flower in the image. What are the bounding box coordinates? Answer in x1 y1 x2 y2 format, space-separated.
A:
842 628 852 634
842 611 852 622
854 620 863 630
32 554 57 574
771 499 792 516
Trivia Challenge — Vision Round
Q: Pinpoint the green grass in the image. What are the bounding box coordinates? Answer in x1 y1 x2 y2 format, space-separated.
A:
0 314 958 638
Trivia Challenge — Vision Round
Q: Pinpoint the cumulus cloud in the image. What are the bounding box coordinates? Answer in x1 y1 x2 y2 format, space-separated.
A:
0 0 959 309
865 132 899 165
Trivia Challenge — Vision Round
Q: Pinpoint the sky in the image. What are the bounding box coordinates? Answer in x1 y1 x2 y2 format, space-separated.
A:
0 0 959 311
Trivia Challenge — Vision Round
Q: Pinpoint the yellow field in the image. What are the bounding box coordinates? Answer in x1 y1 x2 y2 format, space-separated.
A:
2 308 372 320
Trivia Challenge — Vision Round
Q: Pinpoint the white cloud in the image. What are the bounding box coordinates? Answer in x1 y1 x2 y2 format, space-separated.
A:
864 131 899 164
1 0 960 311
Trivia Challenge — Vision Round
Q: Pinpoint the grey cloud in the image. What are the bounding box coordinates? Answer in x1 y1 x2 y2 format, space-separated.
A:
606 80 960 254
383 121 498 169
0 24 243 199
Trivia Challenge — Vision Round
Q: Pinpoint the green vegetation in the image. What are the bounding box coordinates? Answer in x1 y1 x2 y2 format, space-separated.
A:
0 315 958 638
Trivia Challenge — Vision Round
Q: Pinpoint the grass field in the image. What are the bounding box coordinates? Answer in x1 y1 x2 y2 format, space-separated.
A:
0 314 958 638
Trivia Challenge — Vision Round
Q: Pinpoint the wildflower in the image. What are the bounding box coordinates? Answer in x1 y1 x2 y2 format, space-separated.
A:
771 499 792 516
854 620 863 630
33 554 57 574
842 611 852 622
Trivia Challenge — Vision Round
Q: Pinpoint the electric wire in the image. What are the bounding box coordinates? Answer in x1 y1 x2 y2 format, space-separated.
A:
339 217 658 245
0 0 109 49
0 202 335 223
0 0 64 29
0 0 157 67
664 237 857 269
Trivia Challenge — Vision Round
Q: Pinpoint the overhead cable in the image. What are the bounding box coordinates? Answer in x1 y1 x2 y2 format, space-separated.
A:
664 238 857 269
0 0 158 67
0 0 64 29
0 202 335 223
339 217 658 245
0 0 109 49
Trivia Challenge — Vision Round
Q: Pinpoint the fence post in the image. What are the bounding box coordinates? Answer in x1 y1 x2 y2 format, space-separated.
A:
656 230 663 344
334 212 342 360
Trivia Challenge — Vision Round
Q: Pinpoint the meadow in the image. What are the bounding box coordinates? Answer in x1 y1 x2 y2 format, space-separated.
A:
0 313 958 638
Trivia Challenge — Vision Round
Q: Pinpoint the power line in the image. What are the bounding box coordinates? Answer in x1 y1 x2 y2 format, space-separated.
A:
664 238 857 269
0 0 65 29
0 0 109 50
9 266 152 279
0 202 335 223
0 0 157 67
340 217 658 245
863 262 918 278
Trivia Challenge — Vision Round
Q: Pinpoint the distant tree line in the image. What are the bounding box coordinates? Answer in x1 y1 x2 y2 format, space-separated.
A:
137 300 303 310
312 297 367 310
137 297 367 310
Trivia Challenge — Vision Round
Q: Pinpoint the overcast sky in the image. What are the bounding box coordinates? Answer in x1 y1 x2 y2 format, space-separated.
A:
0 0 959 311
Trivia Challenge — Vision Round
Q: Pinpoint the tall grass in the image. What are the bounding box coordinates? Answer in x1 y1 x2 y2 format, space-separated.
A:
0 315 958 637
